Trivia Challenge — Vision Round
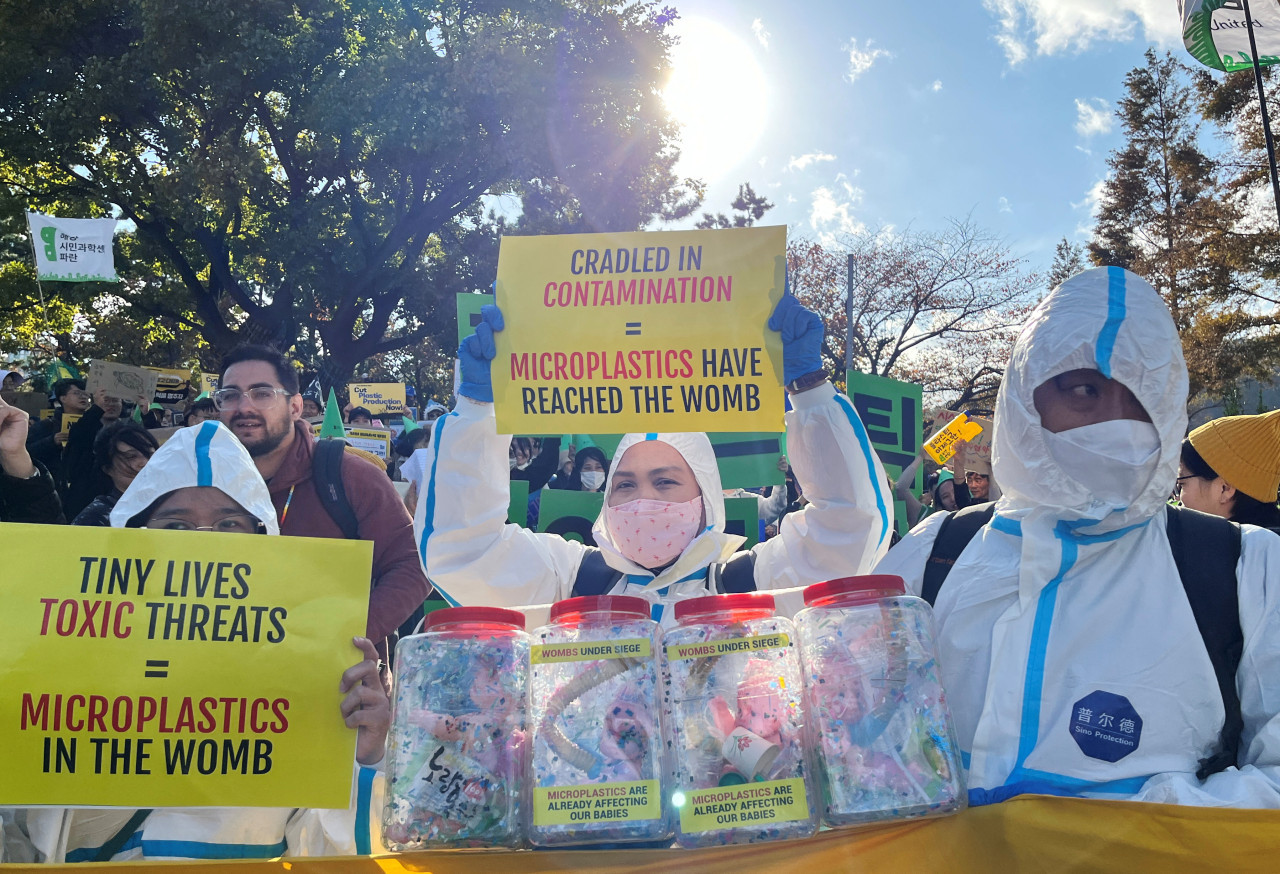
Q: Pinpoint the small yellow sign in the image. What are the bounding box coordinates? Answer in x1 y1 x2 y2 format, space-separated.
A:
530 638 651 664
533 779 661 826
0 524 372 808
666 633 791 661
493 226 786 434
349 383 406 415
60 413 83 434
678 778 810 833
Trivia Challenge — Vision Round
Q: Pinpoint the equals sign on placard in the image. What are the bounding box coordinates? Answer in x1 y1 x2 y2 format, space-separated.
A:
625 322 641 336
144 659 169 679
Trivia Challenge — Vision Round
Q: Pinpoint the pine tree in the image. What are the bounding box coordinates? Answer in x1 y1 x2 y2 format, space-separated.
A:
1046 237 1085 291
1089 49 1280 403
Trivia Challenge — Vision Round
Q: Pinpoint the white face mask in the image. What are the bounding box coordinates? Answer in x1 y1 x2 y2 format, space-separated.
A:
580 470 606 491
1042 419 1162 508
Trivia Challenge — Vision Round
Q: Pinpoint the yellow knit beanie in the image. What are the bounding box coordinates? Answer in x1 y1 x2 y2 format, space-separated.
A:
1188 409 1280 503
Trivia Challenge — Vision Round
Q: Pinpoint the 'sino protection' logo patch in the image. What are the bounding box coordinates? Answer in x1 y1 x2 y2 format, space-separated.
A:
1069 690 1142 763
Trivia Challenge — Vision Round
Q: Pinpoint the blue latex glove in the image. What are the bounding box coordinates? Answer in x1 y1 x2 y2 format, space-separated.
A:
767 292 824 384
457 304 504 402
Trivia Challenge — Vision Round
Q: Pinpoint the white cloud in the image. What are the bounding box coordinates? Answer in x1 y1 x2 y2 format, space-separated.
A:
998 196 1013 214
1074 97 1113 138
1072 176 1108 237
983 0 1181 66
809 183 866 245
845 38 892 82
752 18 770 50
931 79 943 92
785 152 837 172
1075 144 1093 156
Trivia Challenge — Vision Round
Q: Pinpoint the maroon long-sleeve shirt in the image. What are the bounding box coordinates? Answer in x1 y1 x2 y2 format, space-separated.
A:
266 421 430 642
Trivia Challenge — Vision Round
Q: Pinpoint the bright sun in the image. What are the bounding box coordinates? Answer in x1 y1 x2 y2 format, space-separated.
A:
663 16 768 183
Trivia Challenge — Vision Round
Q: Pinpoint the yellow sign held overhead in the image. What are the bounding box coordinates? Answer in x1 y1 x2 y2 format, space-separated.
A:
349 383 406 416
492 227 786 433
0 524 372 809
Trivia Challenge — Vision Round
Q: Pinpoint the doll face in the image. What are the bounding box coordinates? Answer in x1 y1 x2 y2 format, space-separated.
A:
738 686 782 738
604 698 650 762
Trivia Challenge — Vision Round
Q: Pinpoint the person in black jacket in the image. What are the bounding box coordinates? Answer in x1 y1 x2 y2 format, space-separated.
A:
71 421 158 526
0 395 64 524
25 378 92 474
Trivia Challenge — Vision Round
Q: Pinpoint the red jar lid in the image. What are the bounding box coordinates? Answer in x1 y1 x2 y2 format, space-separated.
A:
674 592 776 623
550 595 651 623
425 605 527 631
803 575 906 608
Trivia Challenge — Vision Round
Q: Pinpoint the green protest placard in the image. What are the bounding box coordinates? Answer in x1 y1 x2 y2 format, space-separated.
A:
845 371 923 536
457 292 495 348
722 496 761 549
537 490 604 546
708 432 785 488
508 479 530 528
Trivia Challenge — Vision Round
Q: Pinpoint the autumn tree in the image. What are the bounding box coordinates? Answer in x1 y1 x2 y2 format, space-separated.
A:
787 219 1039 407
1089 49 1280 404
0 0 700 388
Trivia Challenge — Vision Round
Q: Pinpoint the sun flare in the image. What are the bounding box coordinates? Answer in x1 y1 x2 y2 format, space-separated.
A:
663 17 769 183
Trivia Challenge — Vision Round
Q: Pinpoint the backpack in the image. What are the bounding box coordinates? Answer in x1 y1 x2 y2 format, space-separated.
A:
922 501 1243 780
311 438 359 540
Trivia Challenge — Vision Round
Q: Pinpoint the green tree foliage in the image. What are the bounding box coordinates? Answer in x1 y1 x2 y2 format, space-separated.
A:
1089 49 1280 405
0 0 700 388
1047 237 1085 292
695 183 773 229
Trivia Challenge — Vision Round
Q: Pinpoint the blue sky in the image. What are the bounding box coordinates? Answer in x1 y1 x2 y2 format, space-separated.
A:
659 0 1186 273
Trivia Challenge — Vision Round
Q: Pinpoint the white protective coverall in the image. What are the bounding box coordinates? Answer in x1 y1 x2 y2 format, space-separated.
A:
415 382 892 624
0 422 385 863
876 267 1280 807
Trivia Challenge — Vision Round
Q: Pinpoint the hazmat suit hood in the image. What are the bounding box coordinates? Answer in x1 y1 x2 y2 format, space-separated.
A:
591 431 744 586
992 266 1187 535
110 420 280 534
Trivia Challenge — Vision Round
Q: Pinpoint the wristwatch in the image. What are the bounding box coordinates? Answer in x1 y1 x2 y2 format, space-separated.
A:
786 370 829 394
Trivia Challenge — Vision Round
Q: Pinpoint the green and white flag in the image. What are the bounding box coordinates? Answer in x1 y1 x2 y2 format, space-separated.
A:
1182 0 1280 72
25 212 119 282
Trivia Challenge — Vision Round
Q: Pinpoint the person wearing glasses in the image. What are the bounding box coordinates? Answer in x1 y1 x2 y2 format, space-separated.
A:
1177 411 1280 532
70 421 158 526
215 345 428 660
25 378 92 473
2 421 389 862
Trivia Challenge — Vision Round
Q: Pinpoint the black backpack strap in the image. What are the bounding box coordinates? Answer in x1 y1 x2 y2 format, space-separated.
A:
311 439 360 540
1164 505 1244 779
570 548 625 597
921 502 995 606
94 809 151 861
712 551 758 594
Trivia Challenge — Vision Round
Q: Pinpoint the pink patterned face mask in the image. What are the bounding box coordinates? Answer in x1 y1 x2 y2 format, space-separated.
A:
604 496 704 569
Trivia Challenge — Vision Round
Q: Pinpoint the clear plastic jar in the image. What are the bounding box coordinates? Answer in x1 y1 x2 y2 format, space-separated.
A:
794 575 966 828
528 595 670 846
662 593 816 848
382 606 529 849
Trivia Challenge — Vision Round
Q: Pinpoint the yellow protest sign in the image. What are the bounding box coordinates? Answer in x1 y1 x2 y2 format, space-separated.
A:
0 524 372 808
493 227 786 433
60 413 83 434
349 383 406 415
200 373 220 394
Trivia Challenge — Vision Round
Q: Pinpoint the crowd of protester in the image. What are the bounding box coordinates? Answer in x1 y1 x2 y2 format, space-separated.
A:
3 264 1280 861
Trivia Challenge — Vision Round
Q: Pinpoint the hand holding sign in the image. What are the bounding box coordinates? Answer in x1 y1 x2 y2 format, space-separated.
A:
340 636 391 766
458 304 504 403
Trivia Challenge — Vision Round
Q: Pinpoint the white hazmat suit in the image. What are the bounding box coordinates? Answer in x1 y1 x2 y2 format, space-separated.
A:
876 267 1280 807
415 382 892 624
